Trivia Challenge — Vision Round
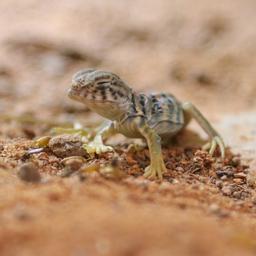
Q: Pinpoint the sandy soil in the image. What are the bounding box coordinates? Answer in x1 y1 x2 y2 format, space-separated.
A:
0 0 256 255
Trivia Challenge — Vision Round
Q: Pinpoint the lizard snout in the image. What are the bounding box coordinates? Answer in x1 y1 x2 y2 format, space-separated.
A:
68 87 79 99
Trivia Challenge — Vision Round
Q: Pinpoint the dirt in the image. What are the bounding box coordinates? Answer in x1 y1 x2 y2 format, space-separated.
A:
0 1 256 255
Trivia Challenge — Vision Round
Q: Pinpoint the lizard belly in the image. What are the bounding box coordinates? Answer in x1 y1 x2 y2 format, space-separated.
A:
151 120 184 138
147 93 184 137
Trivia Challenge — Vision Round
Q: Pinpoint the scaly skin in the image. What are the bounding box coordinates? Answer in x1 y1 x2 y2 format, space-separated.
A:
68 69 225 180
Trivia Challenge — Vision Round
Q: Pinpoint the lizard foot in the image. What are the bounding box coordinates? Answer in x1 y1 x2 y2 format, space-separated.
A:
83 142 114 155
202 136 225 159
143 160 167 180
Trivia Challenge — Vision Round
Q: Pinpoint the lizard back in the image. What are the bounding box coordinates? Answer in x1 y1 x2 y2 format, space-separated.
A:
145 93 184 136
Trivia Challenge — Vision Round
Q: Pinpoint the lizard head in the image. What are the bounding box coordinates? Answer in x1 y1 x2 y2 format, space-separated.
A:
69 69 133 120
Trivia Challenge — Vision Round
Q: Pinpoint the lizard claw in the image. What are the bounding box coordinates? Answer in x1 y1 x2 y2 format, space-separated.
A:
202 136 225 159
83 142 114 155
143 160 167 180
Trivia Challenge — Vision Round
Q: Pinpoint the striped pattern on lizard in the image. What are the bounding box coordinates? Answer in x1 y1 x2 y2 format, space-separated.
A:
68 69 225 180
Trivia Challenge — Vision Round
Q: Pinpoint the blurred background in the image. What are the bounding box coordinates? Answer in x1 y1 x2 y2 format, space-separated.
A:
1 2 256 256
1 0 256 120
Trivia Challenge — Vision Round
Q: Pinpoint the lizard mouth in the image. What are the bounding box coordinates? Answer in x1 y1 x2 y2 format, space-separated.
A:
68 88 80 100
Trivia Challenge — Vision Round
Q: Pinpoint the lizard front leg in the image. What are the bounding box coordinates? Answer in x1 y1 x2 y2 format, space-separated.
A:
182 102 225 158
137 119 167 180
84 120 117 155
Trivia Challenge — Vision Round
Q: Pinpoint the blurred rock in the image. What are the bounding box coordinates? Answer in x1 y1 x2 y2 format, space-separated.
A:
18 162 41 183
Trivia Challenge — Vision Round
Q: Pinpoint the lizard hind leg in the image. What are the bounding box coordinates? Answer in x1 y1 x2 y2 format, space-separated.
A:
182 102 225 158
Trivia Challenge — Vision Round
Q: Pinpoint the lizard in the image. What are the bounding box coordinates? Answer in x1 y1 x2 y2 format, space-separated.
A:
68 68 225 180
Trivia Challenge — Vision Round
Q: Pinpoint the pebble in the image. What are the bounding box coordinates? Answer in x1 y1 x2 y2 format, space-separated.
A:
221 186 233 196
234 172 247 179
194 72 213 85
61 156 86 171
215 180 223 189
35 136 52 148
230 156 241 167
18 163 41 183
220 175 228 181
159 181 171 190
209 203 220 214
171 178 179 184
216 166 234 178
208 203 230 218
233 191 242 199
60 156 86 177
233 178 243 184
176 167 184 172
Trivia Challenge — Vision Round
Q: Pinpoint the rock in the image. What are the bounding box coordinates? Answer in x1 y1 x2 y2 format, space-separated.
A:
18 163 41 183
49 134 87 158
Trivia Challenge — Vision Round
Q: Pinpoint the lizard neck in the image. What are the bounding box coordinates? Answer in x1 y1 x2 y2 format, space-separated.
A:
85 91 134 121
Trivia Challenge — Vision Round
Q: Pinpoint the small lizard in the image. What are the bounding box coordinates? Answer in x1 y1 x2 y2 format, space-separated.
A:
68 69 225 180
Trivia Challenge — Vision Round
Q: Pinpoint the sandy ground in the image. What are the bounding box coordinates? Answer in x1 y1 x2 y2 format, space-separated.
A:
0 0 256 255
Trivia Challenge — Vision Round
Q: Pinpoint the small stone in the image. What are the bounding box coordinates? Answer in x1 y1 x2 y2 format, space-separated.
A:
208 203 230 218
171 179 179 184
18 163 41 183
27 148 45 155
221 186 233 196
132 177 150 188
194 72 213 85
221 175 228 181
233 191 242 199
176 167 184 172
80 162 101 174
233 178 243 184
217 210 230 218
230 156 240 167
241 191 249 199
215 180 223 189
35 136 52 148
216 166 234 178
209 203 220 214
234 172 247 179
61 156 86 171
159 181 170 190
13 204 32 221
